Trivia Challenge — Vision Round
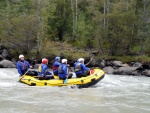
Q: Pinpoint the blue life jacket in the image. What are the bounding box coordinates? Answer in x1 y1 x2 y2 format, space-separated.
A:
75 63 89 75
38 64 51 77
75 63 82 72
20 61 28 70
74 61 79 69
16 60 30 76
58 64 67 79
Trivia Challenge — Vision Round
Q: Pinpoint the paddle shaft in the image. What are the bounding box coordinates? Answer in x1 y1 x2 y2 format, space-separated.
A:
19 69 30 82
85 58 93 66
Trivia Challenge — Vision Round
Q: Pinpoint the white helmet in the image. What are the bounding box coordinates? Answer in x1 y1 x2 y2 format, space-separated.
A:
19 54 24 59
62 59 67 63
78 58 84 62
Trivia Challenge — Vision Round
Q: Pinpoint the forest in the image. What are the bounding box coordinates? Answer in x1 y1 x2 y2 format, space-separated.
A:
0 0 150 62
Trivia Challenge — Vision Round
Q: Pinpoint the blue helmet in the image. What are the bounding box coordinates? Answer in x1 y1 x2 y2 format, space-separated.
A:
55 57 60 61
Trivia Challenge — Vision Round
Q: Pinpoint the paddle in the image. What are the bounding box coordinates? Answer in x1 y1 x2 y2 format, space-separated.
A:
33 76 42 78
18 69 30 82
63 78 68 84
63 66 70 84
85 58 93 66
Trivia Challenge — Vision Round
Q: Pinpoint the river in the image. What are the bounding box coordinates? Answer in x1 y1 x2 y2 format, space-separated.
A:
0 68 150 113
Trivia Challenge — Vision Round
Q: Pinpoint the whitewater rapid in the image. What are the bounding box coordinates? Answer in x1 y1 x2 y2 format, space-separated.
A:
0 68 150 113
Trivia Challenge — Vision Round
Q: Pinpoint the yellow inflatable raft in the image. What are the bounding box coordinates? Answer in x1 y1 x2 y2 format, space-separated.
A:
19 68 105 88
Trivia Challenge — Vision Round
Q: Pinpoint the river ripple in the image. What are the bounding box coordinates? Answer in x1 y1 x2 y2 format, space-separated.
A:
0 68 150 113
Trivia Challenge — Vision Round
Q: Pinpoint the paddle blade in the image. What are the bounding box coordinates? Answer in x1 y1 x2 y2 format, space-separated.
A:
18 76 24 82
64 78 68 84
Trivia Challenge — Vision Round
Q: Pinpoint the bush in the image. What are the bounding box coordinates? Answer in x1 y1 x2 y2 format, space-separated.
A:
39 41 89 61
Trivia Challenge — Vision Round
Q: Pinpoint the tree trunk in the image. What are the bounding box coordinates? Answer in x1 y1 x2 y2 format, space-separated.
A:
140 0 147 55
71 0 75 40
103 0 106 28
75 0 78 30
58 28 63 41
36 0 44 57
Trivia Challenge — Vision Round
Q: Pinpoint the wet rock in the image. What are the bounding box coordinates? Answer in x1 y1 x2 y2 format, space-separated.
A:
2 49 9 58
114 66 139 75
131 70 140 76
99 59 106 68
0 50 3 54
112 61 123 67
0 59 16 68
0 64 3 68
121 63 129 67
103 66 115 74
0 55 4 61
106 60 114 66
88 58 106 68
131 62 142 68
85 59 97 67
11 58 17 64
142 70 150 77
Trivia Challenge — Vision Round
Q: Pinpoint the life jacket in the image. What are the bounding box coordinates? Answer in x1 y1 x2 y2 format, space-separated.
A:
19 61 28 70
52 63 58 71
58 65 63 74
75 63 81 72
38 64 48 74
38 64 42 72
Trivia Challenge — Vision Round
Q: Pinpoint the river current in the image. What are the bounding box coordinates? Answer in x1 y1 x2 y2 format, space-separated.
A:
0 68 150 113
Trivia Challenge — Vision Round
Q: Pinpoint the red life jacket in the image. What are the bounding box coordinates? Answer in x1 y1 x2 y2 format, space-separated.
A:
52 63 58 70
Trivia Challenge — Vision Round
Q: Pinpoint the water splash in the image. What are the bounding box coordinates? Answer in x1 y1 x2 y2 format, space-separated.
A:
0 68 150 113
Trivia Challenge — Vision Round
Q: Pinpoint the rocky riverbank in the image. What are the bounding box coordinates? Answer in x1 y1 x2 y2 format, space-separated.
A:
0 49 150 77
88 59 150 77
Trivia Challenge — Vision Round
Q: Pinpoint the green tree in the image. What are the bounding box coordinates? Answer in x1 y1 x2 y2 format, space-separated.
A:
0 0 50 57
87 0 138 56
1 15 38 55
47 0 72 41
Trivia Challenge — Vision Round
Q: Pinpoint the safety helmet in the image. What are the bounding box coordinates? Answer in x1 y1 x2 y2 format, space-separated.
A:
42 58 48 64
19 54 24 59
78 58 84 62
62 59 67 63
55 56 60 61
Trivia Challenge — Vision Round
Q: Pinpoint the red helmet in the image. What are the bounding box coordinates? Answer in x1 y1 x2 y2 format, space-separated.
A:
42 58 48 64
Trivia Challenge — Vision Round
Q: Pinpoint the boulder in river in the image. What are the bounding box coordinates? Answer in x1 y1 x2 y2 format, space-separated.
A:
142 69 150 77
114 66 139 75
0 59 16 68
103 66 115 74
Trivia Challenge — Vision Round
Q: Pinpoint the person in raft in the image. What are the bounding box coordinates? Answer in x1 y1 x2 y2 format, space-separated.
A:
58 59 73 80
75 58 90 78
73 58 79 70
16 54 31 77
52 56 61 76
38 58 54 80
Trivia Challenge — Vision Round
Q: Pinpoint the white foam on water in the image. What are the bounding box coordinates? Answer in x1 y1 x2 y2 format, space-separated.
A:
0 68 150 113
0 82 17 87
0 68 19 87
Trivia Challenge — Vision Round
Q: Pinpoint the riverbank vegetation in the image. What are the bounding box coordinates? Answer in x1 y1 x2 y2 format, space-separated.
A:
0 0 150 62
